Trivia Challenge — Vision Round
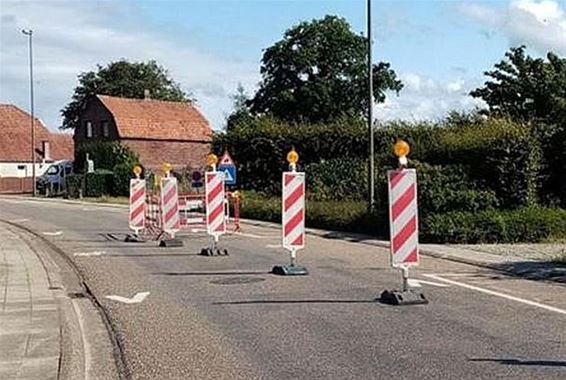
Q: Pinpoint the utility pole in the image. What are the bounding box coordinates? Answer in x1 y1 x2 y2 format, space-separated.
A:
22 29 36 197
367 0 375 210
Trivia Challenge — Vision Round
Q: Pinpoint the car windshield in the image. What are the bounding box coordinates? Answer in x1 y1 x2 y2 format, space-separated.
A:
46 165 59 175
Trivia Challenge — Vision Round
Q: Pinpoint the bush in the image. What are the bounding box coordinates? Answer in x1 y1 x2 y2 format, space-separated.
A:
84 170 114 197
112 163 135 197
239 191 387 236
65 174 84 198
421 206 566 244
75 141 138 173
305 158 368 201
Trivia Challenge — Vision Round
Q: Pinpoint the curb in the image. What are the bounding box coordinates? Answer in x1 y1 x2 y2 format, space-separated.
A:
0 194 129 209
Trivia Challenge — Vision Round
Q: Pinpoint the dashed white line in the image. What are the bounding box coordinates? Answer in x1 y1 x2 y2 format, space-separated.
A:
9 218 30 223
423 274 566 316
408 279 451 288
74 251 105 257
266 244 282 249
43 231 63 236
105 291 150 304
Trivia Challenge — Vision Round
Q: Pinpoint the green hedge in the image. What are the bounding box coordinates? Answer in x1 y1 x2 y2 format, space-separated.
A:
84 170 115 197
421 206 566 244
65 174 84 198
239 191 387 236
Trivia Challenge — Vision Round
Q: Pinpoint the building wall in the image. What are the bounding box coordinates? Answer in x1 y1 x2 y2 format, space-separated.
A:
0 162 52 178
0 177 33 193
121 139 210 170
75 97 119 145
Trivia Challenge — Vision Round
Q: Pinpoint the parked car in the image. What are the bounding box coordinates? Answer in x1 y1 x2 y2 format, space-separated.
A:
36 160 74 195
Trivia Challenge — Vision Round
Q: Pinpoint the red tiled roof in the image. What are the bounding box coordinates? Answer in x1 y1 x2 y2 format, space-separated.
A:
97 95 212 142
49 133 74 160
0 104 74 162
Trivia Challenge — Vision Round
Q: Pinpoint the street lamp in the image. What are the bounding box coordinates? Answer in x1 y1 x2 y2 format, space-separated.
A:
22 29 36 196
367 0 375 210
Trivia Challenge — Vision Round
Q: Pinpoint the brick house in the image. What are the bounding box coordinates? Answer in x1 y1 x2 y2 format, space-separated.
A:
0 104 74 193
74 95 213 171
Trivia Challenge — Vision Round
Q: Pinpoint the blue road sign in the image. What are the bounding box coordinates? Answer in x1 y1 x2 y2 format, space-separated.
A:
218 165 237 186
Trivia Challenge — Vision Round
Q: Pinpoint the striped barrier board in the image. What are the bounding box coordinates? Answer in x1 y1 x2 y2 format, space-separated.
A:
128 179 146 233
205 172 226 236
282 172 305 250
160 177 180 236
388 169 419 267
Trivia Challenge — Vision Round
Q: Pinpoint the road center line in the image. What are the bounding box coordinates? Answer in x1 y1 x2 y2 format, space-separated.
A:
423 274 566 316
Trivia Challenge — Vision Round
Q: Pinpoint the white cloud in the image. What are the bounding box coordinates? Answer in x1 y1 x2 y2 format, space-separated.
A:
459 0 566 54
0 1 259 131
375 73 485 122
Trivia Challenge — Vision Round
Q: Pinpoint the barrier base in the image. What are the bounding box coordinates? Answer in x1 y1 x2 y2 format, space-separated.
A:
159 239 184 248
124 234 145 243
379 289 428 306
200 248 229 256
271 265 309 276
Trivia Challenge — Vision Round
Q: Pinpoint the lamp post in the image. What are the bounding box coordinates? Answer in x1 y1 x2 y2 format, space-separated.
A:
22 29 36 196
367 0 375 210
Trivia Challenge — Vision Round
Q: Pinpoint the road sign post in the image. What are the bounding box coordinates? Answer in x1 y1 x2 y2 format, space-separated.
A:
272 148 308 276
201 153 228 256
380 141 427 305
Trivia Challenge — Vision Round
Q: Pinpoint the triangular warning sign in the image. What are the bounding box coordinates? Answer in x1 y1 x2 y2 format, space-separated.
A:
222 169 234 182
220 151 234 166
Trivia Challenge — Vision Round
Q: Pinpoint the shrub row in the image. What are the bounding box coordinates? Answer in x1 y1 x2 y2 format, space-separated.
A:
421 206 566 244
215 116 546 209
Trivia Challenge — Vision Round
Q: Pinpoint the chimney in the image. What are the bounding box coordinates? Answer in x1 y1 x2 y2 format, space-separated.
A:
42 141 51 161
144 89 151 100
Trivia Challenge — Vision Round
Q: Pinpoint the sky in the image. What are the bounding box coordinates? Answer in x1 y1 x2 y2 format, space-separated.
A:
1 0 565 132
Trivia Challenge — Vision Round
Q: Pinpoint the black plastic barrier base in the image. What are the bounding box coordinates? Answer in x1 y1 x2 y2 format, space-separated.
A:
124 234 145 243
200 248 229 256
271 265 309 276
159 239 184 248
379 289 428 306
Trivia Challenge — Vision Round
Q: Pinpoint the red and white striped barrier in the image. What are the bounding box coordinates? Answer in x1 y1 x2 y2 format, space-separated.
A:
128 179 146 234
205 172 226 237
160 177 180 237
282 172 305 250
388 169 419 267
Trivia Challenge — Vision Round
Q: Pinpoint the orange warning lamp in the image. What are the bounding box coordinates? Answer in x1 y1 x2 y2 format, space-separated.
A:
287 148 299 165
132 165 142 178
162 162 172 175
207 153 218 167
393 140 410 167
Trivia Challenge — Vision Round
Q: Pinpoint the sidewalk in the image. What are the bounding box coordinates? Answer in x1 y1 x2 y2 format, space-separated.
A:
0 224 60 379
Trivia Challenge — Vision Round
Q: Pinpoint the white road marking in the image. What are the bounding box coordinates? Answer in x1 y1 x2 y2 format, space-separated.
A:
105 291 149 304
266 244 282 249
9 218 29 223
43 231 63 236
424 274 566 316
230 231 265 239
408 279 451 288
190 228 206 233
74 251 105 257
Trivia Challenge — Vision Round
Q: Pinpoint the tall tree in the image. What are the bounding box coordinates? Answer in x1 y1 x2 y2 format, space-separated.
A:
471 46 566 124
61 60 191 130
247 15 403 124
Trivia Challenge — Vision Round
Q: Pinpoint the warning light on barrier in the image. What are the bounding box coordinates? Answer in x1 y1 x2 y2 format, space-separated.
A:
393 140 410 168
207 153 218 168
287 148 299 171
133 165 142 178
162 162 172 176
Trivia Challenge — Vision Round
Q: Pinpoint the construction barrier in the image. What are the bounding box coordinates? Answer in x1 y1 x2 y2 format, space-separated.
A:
160 177 180 238
128 178 146 235
388 168 419 267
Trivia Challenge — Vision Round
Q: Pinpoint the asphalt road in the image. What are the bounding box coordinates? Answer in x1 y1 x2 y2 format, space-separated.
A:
1 197 565 379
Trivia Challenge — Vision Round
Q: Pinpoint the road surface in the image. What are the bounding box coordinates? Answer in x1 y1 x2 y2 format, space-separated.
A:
1 197 565 379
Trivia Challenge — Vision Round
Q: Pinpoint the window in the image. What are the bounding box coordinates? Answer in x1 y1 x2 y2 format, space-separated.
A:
86 121 93 138
102 121 110 137
47 165 59 175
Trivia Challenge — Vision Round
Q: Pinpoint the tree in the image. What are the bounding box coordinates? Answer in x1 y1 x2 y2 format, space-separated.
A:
246 15 403 124
471 46 566 124
226 83 253 131
61 60 192 130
